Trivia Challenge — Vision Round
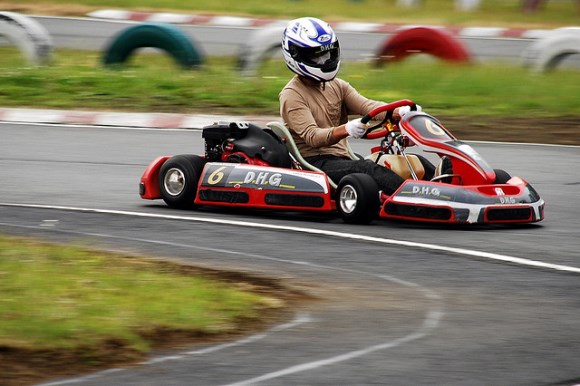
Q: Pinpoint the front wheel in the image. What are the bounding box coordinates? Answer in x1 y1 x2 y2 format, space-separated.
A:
158 155 206 209
336 173 380 224
493 169 512 184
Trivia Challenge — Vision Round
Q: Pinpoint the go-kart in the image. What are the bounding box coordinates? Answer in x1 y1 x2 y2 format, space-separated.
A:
139 100 544 224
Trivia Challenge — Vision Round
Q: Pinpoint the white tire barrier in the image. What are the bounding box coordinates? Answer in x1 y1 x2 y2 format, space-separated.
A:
456 0 480 11
522 27 580 72
0 11 53 65
236 24 285 76
396 0 422 6
397 0 480 10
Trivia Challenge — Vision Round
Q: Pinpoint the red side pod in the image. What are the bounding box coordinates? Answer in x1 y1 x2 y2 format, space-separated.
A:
139 156 171 199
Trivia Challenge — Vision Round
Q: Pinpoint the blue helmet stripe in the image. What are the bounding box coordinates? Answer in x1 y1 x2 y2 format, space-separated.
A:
308 18 332 43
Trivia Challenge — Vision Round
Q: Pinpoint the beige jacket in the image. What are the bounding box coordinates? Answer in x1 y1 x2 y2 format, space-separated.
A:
279 76 381 158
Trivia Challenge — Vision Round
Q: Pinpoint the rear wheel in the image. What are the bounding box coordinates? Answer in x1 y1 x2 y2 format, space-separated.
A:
337 174 380 224
158 155 205 209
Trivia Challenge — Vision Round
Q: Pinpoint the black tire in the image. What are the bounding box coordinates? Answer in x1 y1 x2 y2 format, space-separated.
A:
493 168 512 184
336 173 380 224
102 23 203 69
158 155 206 209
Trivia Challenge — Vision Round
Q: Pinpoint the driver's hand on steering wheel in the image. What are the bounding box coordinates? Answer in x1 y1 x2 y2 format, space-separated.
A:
345 118 369 139
393 104 422 121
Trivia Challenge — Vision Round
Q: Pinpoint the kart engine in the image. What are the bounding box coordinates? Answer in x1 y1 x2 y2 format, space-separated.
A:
202 121 248 162
202 122 292 168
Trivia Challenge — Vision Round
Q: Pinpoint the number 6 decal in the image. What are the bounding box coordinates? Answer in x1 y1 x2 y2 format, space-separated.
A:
425 120 446 136
207 166 226 185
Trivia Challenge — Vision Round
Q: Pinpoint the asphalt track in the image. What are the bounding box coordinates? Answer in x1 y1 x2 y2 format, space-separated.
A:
1 122 580 386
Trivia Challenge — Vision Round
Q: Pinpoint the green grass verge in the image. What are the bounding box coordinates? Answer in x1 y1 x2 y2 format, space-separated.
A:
1 47 579 118
0 234 282 352
12 0 580 28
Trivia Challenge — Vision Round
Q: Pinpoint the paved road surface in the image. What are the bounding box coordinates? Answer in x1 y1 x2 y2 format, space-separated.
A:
1 122 579 385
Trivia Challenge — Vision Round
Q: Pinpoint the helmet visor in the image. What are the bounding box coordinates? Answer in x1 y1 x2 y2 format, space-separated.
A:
291 42 340 71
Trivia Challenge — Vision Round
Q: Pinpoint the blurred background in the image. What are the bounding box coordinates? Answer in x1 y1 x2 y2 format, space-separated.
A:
1 0 578 143
1 2 579 385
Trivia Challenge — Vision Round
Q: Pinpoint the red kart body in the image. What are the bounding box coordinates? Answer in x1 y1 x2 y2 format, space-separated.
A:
370 103 544 224
141 158 335 212
140 101 544 225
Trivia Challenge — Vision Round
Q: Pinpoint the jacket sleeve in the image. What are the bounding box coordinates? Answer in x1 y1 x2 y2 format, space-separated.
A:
279 88 338 148
341 80 383 116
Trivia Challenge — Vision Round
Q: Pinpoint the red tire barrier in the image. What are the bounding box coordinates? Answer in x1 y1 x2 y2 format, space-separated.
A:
374 27 471 65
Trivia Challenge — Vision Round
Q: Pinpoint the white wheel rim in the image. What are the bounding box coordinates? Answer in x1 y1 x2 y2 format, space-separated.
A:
164 168 185 196
339 185 358 214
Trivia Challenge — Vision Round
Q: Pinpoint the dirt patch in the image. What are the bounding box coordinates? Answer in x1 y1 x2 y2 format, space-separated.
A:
0 258 315 386
0 2 98 17
436 115 580 146
0 2 204 17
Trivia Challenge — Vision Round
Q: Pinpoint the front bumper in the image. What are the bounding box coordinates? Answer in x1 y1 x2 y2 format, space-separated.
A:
379 178 545 224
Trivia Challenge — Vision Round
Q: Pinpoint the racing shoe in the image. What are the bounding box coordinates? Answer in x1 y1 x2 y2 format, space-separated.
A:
435 156 453 183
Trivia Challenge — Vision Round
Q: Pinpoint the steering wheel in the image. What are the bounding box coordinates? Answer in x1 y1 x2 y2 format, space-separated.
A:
360 99 417 139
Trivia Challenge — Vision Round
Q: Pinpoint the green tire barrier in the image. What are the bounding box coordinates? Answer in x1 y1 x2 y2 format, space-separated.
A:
0 11 53 65
102 23 203 69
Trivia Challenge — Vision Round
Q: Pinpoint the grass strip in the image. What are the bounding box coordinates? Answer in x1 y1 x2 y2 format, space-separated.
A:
1 48 579 118
6 0 580 28
0 234 284 353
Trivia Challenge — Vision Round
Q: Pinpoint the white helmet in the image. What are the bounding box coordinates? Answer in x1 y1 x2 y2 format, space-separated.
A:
282 17 340 82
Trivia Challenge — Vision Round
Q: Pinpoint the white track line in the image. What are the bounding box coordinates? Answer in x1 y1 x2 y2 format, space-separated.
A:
2 202 580 274
39 314 311 386
225 311 443 386
4 220 443 386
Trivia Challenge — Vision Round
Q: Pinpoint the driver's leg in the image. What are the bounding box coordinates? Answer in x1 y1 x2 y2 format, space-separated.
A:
412 154 436 180
307 155 405 195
